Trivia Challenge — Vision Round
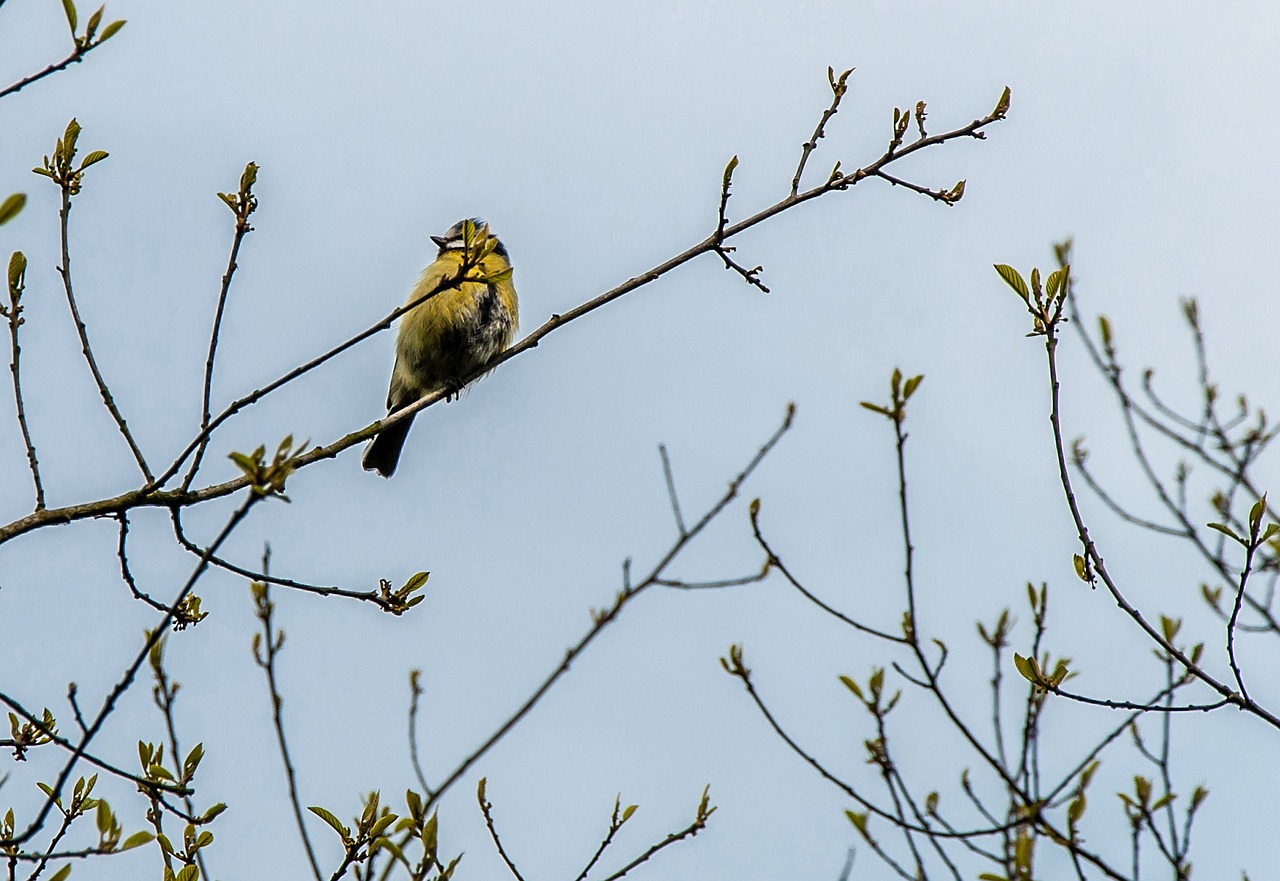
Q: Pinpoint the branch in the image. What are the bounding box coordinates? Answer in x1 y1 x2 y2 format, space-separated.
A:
792 67 853 196
3 252 43 508
477 779 527 881
1041 281 1280 729
252 577 324 881
3 493 259 848
55 185 153 481
2 84 1009 546
184 162 258 490
417 405 794 814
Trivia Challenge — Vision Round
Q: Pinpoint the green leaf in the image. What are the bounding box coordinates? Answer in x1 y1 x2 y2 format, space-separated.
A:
403 571 429 592
1012 652 1039 684
8 251 27 293
621 803 638 822
176 866 199 881
120 830 155 851
902 374 923 400
78 150 109 171
992 85 1012 119
98 19 126 43
61 0 77 33
85 5 103 39
1248 493 1267 540
859 402 890 416
844 809 868 836
49 866 72 881
307 806 349 840
722 155 739 187
838 675 863 700
1067 793 1086 824
1206 522 1243 545
0 193 25 226
201 802 227 822
993 264 1030 303
1072 554 1088 581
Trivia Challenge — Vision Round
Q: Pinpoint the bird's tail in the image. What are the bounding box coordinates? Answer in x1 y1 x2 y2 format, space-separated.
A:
362 413 416 478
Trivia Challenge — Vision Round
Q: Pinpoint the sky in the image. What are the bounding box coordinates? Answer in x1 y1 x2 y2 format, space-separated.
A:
2 1 1279 878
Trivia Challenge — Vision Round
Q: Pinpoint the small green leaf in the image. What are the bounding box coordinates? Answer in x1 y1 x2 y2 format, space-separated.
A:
49 866 72 881
992 85 1012 119
85 5 103 39
1072 554 1088 581
79 150 109 170
307 806 349 840
61 0 77 33
176 866 199 881
993 264 1030 303
0 193 25 226
8 250 27 293
838 675 863 700
120 830 155 851
621 803 637 822
1206 522 1243 545
1012 653 1039 684
844 809 868 836
97 19 126 42
1248 494 1267 540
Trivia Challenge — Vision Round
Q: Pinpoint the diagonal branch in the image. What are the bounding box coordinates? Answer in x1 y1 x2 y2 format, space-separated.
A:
56 188 153 481
2 86 1010 546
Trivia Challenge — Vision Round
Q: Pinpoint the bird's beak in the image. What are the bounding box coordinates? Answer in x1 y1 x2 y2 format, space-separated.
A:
430 235 448 247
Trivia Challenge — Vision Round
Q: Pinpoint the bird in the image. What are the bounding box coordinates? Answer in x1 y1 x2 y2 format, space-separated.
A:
362 218 519 477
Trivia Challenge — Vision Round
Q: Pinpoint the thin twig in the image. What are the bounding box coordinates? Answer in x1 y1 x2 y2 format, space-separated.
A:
115 512 169 612
750 516 906 643
792 67 853 196
3 88 1010 546
658 444 686 535
477 781 527 881
418 406 795 814
56 187 153 481
184 166 257 490
0 47 94 102
252 577 324 881
597 789 714 881
150 643 214 881
1043 286 1280 728
4 271 43 508
407 671 431 797
169 508 394 608
5 494 258 847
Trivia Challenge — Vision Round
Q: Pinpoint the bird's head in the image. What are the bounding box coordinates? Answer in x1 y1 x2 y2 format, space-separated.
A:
431 217 509 259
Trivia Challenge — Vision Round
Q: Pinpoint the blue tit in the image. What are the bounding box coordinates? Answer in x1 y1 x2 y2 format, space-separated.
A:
362 218 519 477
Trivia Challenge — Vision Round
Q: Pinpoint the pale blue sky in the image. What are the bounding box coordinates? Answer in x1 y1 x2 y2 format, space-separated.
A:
2 1 1278 878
